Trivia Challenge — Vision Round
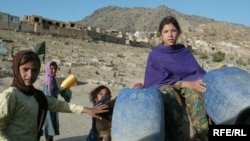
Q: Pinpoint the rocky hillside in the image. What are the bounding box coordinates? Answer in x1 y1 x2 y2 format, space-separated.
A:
77 5 217 32
78 5 250 70
78 5 250 33
0 6 250 76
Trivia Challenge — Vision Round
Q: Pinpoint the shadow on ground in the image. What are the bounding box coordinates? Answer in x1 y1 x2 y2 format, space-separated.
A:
56 135 87 141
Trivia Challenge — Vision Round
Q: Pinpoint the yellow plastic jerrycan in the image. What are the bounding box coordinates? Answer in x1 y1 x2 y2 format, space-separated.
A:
217 63 227 69
60 74 78 89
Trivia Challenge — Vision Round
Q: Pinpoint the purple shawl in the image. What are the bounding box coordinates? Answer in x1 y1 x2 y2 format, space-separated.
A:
43 61 57 92
144 44 206 88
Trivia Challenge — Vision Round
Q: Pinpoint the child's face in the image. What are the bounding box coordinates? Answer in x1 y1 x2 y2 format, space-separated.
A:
19 61 40 86
96 88 109 102
50 65 57 76
160 23 179 46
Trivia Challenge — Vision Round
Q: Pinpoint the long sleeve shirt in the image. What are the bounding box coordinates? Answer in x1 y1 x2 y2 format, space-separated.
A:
0 87 83 141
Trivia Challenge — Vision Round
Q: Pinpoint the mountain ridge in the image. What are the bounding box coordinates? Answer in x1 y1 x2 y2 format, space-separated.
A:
77 5 249 32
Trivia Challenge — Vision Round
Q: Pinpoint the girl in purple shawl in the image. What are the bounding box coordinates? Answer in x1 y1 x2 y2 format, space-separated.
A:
42 61 61 141
144 16 209 141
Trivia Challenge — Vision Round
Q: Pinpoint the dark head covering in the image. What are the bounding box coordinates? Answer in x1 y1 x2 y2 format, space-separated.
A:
11 50 41 94
10 50 47 141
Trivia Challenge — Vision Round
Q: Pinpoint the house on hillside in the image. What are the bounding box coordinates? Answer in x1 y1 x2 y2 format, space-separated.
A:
0 12 20 30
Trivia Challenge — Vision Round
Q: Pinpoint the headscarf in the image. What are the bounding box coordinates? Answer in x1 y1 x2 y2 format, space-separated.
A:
43 61 57 93
11 50 41 94
144 44 206 88
10 50 48 141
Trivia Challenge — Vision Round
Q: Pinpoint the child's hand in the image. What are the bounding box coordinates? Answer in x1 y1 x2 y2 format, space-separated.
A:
84 104 109 119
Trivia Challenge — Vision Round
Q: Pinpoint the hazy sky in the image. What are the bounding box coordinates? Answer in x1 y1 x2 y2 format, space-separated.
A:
1 0 249 27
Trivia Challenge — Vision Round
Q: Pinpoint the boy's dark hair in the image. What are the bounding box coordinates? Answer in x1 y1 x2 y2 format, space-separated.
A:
89 85 111 103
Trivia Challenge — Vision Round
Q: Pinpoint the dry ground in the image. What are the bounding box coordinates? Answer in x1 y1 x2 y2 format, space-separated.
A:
0 29 148 141
0 29 194 141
